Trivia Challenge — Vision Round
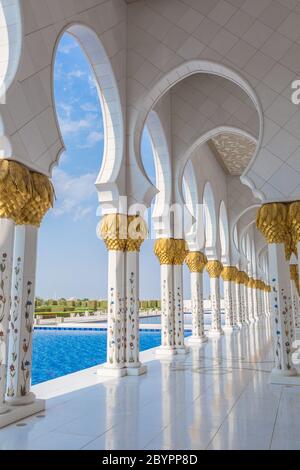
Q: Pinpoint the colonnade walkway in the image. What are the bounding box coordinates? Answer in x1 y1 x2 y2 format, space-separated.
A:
1 318 299 450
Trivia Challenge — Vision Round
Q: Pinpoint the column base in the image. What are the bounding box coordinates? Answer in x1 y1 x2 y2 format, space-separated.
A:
6 392 36 407
0 403 10 415
223 325 238 333
175 346 190 355
155 346 177 357
0 399 45 429
126 364 148 376
187 335 208 345
208 329 224 337
270 367 300 385
97 364 127 378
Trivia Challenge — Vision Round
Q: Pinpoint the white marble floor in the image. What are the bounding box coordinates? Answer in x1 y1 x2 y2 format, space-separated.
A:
1 318 300 450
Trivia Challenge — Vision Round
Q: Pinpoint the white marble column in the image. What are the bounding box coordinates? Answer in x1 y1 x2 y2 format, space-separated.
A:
173 264 187 353
235 281 244 328
154 238 176 357
266 285 271 318
289 204 300 314
259 284 265 318
247 278 255 324
100 249 126 376
262 285 267 316
262 283 267 317
190 272 207 343
252 280 259 322
6 225 38 405
125 250 146 375
231 281 239 328
206 261 224 337
223 281 234 331
256 283 262 319
0 219 15 415
173 240 188 354
185 252 207 344
243 277 250 324
268 243 297 379
158 264 175 355
290 265 300 329
221 266 238 332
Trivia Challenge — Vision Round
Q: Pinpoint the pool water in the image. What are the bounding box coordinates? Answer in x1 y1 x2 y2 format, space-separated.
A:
32 329 191 385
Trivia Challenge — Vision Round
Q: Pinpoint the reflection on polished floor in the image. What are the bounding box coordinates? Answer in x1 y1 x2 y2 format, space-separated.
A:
1 318 299 450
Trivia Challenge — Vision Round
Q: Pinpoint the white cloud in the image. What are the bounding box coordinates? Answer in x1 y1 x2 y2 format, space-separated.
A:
88 74 98 91
58 102 73 118
52 168 98 221
73 207 93 222
81 103 99 113
59 118 91 135
59 42 78 55
79 131 103 148
67 69 86 80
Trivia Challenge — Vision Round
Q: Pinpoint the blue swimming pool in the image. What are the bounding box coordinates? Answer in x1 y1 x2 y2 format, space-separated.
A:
32 329 191 385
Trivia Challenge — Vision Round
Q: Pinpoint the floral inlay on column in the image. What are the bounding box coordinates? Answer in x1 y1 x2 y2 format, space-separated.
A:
257 203 298 378
20 281 33 397
0 253 8 385
127 271 136 364
173 239 188 350
175 285 182 346
154 239 176 350
7 257 21 399
206 260 223 335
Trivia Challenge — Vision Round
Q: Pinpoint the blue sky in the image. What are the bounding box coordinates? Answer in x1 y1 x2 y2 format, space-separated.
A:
36 33 210 300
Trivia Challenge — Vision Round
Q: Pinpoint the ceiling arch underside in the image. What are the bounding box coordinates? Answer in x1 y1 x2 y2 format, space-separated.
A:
127 0 300 203
209 133 257 176
150 72 260 189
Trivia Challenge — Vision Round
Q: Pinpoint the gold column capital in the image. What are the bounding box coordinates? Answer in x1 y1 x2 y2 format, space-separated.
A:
154 238 176 265
173 239 188 265
256 203 289 244
126 215 148 252
100 214 148 252
248 277 256 288
0 159 31 222
154 239 188 265
257 201 300 259
100 213 127 251
185 251 207 273
236 271 245 284
0 160 54 227
221 266 238 282
288 201 300 246
206 260 223 278
16 171 55 227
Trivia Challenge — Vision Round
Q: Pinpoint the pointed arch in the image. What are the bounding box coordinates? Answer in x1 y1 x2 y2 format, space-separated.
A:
131 60 263 206
52 24 124 207
0 0 22 100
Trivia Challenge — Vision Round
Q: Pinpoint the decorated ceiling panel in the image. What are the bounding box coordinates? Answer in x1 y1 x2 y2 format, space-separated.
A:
210 133 256 176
